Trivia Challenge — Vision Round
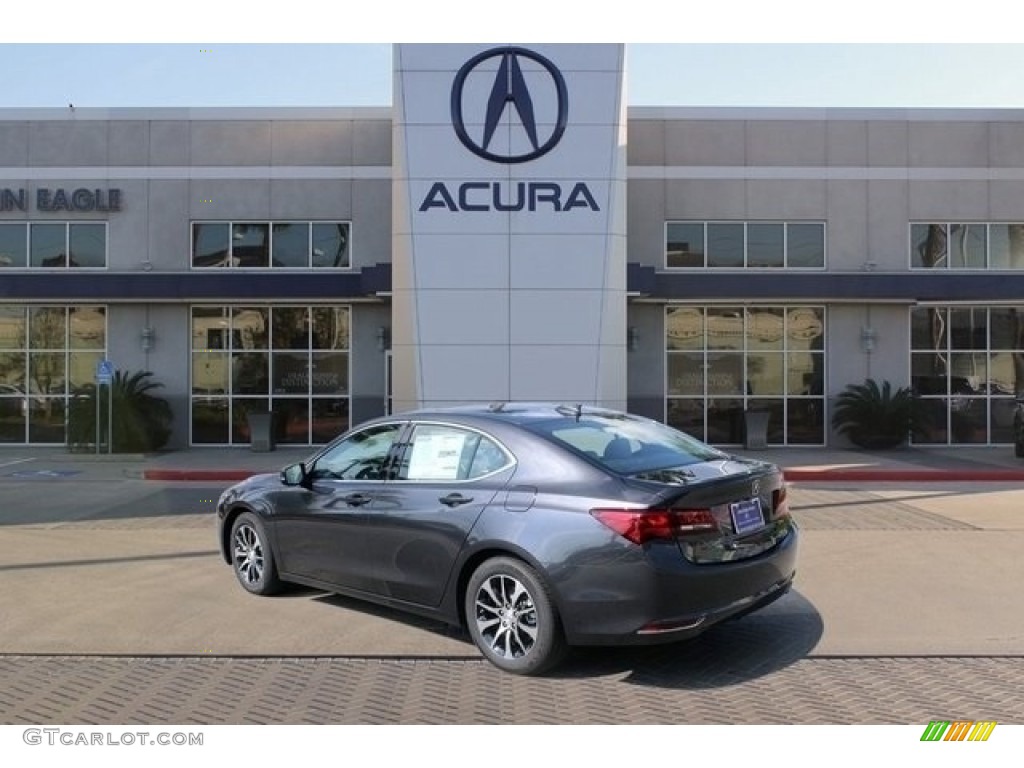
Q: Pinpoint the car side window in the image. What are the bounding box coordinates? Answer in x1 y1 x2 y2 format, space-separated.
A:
310 423 403 481
397 424 510 482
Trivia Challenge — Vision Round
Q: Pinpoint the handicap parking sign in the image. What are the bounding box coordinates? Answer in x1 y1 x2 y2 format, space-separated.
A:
95 359 114 385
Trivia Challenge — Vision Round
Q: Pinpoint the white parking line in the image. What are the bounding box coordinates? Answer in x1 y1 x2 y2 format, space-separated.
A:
0 457 35 469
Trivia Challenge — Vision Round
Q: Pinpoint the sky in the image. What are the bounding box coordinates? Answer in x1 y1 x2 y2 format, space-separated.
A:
3 2 1024 109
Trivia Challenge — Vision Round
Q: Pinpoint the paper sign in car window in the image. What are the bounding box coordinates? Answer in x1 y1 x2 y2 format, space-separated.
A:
407 430 467 480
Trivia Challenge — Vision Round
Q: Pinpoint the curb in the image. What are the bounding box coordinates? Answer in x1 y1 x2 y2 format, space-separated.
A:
143 469 268 482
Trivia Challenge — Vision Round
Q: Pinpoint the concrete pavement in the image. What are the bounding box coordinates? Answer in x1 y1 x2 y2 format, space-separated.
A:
2 443 1024 724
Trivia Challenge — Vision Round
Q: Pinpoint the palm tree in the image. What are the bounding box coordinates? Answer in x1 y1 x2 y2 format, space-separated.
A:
69 370 172 452
831 379 921 450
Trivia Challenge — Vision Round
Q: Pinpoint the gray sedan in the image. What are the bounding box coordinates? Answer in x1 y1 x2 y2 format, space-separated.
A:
217 403 798 675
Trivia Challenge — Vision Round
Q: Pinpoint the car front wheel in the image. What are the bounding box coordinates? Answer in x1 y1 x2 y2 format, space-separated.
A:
465 557 566 676
230 511 282 596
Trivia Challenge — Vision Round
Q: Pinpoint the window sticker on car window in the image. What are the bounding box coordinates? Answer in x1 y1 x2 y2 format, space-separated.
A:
407 430 467 480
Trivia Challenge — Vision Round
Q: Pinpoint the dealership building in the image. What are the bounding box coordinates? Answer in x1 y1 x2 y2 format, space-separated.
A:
2 43 1024 449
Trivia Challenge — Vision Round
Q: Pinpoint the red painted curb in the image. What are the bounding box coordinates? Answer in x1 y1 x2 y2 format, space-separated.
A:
143 469 262 482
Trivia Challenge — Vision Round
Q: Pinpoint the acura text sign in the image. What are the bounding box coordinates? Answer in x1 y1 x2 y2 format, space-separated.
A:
418 46 598 214
392 44 627 411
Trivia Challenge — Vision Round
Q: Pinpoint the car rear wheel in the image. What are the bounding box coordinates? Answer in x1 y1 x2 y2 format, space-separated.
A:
230 512 282 596
465 557 566 676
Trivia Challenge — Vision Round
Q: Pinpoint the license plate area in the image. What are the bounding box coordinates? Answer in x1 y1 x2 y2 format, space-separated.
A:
730 497 764 535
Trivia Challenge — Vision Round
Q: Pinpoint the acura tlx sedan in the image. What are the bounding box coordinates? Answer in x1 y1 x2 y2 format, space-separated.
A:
217 403 798 675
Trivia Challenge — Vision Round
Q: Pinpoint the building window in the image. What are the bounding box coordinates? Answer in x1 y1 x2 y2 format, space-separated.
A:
665 305 826 446
0 223 106 268
911 305 1024 445
0 305 107 443
190 305 350 445
911 223 1024 269
191 221 351 269
666 222 824 269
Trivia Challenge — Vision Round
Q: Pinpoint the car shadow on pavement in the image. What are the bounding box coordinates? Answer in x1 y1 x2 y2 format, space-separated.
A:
284 586 822 687
552 590 823 688
306 590 475 643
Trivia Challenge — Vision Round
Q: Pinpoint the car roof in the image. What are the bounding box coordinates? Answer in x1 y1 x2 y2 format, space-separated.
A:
396 402 632 426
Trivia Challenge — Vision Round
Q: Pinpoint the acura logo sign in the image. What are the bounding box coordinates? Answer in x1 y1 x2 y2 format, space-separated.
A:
451 46 568 164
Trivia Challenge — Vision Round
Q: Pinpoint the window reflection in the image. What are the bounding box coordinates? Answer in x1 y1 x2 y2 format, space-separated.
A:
69 224 106 268
194 221 350 269
191 305 351 445
192 223 230 267
0 305 105 444
666 221 825 268
665 305 826 445
911 305 1024 444
666 223 704 268
912 223 1024 269
707 223 743 268
748 223 783 267
272 223 310 268
30 224 66 268
232 223 269 267
0 224 26 268
312 223 349 268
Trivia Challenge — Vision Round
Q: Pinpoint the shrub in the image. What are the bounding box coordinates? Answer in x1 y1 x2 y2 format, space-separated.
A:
831 379 920 449
68 370 172 452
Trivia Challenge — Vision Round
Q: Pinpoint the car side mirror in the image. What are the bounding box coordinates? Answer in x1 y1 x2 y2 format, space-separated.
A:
281 463 308 487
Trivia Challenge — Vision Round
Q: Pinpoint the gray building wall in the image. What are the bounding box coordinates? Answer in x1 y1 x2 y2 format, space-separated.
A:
3 104 1024 445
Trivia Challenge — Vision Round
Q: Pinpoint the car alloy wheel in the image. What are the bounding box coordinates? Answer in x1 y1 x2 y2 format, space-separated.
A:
230 512 282 596
466 557 566 675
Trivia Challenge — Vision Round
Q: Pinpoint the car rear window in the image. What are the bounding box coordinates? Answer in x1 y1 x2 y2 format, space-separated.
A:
528 411 727 475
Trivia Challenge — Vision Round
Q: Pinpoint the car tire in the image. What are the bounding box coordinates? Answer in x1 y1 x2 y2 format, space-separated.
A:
230 511 283 596
1016 441 1024 458
465 557 567 676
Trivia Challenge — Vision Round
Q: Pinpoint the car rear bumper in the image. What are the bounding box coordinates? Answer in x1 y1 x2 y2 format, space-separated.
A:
557 522 799 646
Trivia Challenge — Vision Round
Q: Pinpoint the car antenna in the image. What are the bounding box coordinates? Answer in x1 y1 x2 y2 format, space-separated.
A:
575 403 582 422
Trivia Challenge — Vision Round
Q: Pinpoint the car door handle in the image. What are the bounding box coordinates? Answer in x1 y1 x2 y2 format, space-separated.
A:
342 493 372 507
439 493 473 507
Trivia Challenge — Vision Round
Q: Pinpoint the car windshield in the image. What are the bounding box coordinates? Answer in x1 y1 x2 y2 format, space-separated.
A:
527 410 727 475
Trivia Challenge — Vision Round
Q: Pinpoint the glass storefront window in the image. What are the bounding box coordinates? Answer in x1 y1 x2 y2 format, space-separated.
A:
786 223 825 268
911 223 1024 269
69 224 106 268
0 224 26 268
30 223 66 268
191 305 351 445
0 305 105 444
312 223 350 268
950 224 986 269
194 221 351 269
232 223 269 267
271 223 310 268
666 305 826 445
911 305 1024 444
707 223 744 268
192 223 230 268
666 221 825 268
748 223 784 267
0 224 105 269
666 223 704 268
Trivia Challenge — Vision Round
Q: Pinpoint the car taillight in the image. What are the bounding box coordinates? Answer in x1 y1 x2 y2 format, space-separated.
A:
773 485 790 519
590 508 717 545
